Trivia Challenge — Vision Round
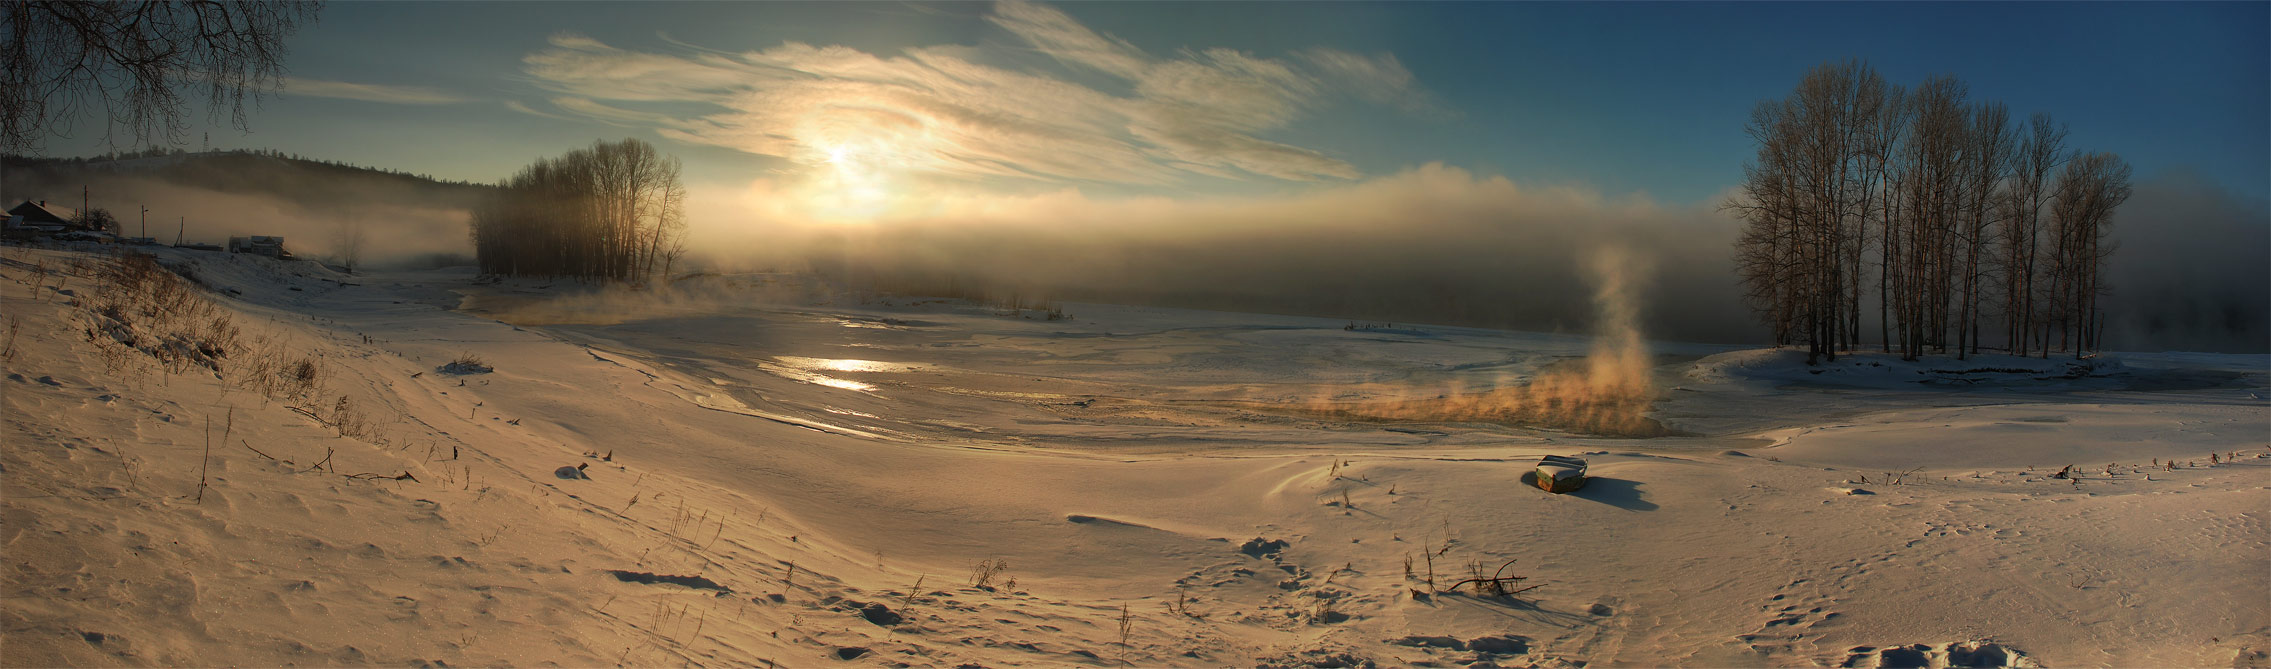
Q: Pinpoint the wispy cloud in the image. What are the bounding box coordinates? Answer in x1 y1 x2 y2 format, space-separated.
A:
502 100 576 122
1299 49 1450 117
986 0 1150 80
548 97 684 127
283 77 466 105
521 0 1441 185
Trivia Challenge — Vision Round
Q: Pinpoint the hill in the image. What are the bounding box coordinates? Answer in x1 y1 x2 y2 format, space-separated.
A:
2 150 496 266
3 149 495 212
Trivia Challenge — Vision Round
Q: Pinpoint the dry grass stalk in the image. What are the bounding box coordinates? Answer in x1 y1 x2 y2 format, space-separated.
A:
0 314 20 362
1117 602 1134 661
969 558 1009 589
903 575 925 609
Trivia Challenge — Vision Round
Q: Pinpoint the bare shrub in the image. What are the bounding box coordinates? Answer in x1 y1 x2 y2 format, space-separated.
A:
195 314 238 359
287 357 321 396
1164 589 1204 619
229 340 282 397
75 252 245 375
969 558 1010 590
439 352 492 375
329 395 368 439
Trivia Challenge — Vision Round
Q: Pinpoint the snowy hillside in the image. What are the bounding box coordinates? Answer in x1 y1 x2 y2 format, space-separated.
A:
4 244 2266 667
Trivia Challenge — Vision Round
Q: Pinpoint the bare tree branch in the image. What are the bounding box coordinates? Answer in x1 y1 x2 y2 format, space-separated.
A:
2 0 320 154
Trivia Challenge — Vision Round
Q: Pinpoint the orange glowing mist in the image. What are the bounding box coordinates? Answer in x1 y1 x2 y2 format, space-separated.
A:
1305 246 1672 437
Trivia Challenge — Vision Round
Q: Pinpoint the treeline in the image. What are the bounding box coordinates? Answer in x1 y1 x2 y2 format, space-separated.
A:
4 148 482 187
1731 60 2131 363
469 138 686 280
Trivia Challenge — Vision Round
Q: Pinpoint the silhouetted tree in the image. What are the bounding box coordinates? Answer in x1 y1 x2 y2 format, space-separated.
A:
75 207 117 234
470 138 686 281
1955 102 2014 359
1728 61 1890 363
335 219 366 274
2 1 320 153
2045 152 2130 358
1999 114 2067 356
1735 62 2127 359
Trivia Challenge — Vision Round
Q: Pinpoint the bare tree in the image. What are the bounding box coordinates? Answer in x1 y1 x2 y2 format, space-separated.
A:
2000 114 2066 356
1732 97 1802 347
75 207 119 234
1954 102 2013 359
2045 152 2130 357
1871 83 1911 354
1889 76 1971 360
2 1 320 154
471 138 687 281
1731 61 1894 364
1737 63 2127 360
335 219 366 274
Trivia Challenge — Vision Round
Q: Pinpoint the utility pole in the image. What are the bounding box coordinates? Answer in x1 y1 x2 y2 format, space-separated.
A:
141 205 149 241
176 217 184 246
81 185 88 230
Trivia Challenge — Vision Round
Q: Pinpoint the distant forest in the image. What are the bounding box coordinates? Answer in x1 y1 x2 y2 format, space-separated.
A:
2 148 496 212
7 146 479 186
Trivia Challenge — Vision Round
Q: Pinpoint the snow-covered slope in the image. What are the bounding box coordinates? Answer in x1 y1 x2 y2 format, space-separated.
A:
4 244 2265 667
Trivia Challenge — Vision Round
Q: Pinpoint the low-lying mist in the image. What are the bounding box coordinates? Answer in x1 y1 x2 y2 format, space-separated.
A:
2104 172 2271 354
688 164 2267 353
20 154 2260 354
691 163 1757 345
464 273 830 326
1302 246 1675 437
5 155 482 268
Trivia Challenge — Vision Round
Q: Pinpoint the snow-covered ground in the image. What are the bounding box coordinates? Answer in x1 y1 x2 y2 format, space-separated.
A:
4 244 2265 667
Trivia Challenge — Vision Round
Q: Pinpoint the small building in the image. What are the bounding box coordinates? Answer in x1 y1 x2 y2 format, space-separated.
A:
6 200 77 233
228 235 294 259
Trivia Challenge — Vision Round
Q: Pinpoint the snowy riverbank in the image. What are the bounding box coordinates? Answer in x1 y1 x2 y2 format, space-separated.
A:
5 244 2265 667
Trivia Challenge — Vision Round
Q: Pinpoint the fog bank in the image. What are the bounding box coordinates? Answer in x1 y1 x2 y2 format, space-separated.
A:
18 154 2258 353
5 155 482 268
688 164 2267 353
692 164 1758 344
2103 172 2271 353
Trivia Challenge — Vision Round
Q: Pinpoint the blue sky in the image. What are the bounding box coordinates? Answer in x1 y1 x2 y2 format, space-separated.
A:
43 1 2271 206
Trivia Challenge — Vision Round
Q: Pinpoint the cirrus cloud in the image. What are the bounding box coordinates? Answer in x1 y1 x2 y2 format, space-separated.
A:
282 76 466 105
518 0 1438 185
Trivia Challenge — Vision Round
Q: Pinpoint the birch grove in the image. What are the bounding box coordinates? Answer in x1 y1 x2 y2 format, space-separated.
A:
1731 61 2130 361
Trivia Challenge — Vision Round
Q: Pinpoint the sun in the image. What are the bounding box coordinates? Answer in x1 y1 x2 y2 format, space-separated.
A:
791 109 945 222
805 140 897 221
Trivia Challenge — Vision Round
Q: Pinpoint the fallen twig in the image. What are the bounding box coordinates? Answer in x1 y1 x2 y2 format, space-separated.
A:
241 439 283 462
1445 558 1545 597
287 404 326 424
341 471 420 482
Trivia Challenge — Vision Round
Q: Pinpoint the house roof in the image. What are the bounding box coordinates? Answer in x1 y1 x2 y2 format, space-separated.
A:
8 200 77 223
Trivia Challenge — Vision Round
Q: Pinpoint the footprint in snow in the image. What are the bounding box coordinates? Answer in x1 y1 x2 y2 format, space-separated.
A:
1840 641 2038 668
